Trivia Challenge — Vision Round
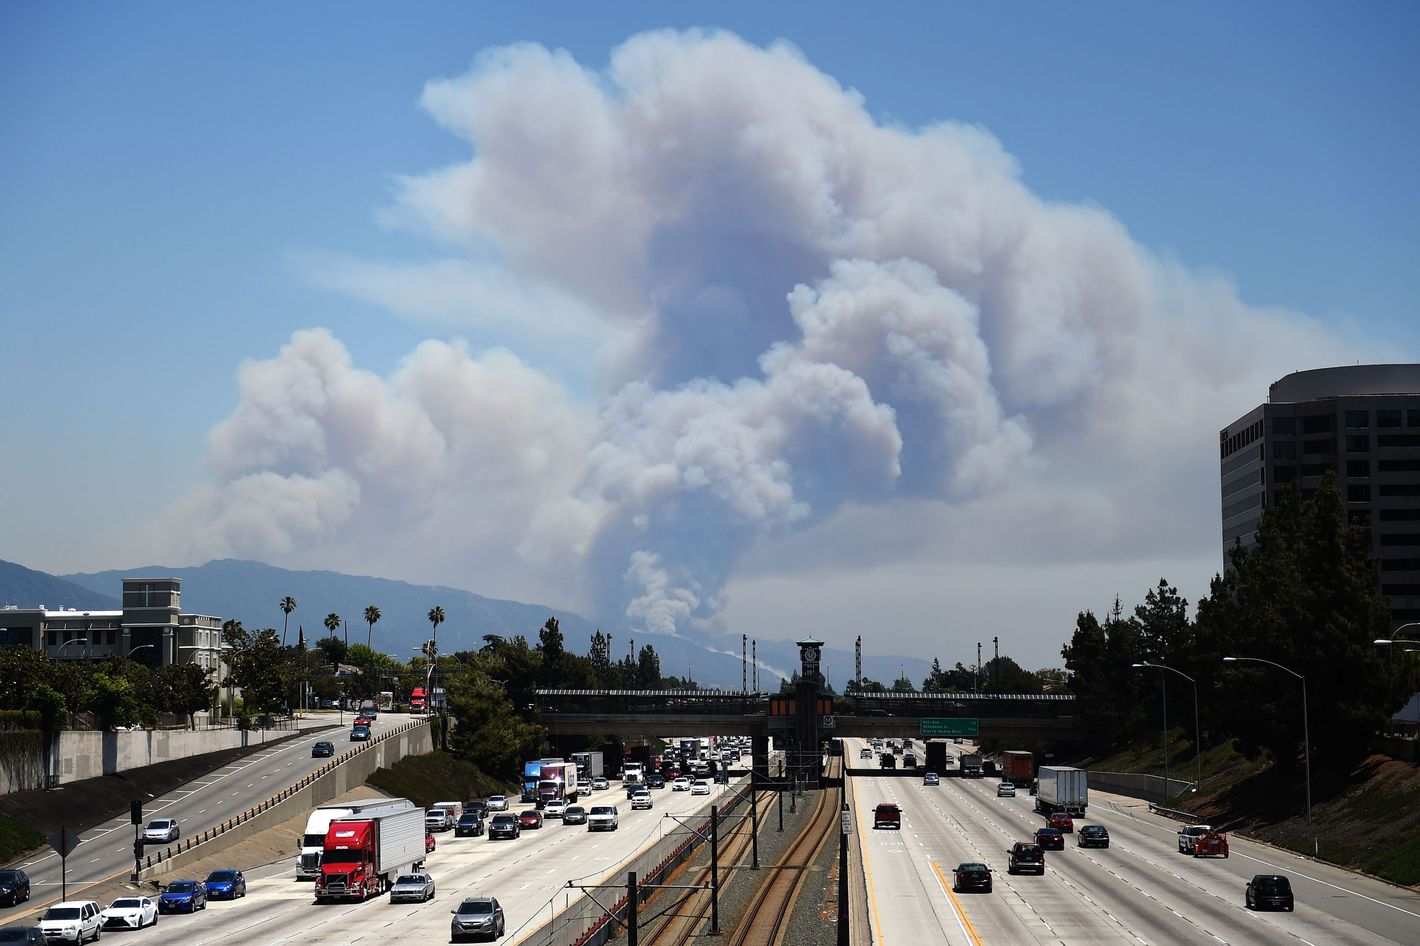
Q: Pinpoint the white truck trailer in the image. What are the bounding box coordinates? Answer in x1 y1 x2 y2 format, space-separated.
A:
295 798 414 879
1035 765 1088 816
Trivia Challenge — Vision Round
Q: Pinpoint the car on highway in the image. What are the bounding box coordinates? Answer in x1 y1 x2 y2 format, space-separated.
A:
1006 842 1045 875
311 740 335 758
487 814 521 840
691 780 711 795
1035 827 1065 850
100 896 158 929
1077 825 1110 849
544 799 568 819
0 869 31 906
880 754 897 769
143 818 180 844
426 830 437 853
923 772 940 786
157 880 206 913
562 805 588 825
450 896 505 942
591 776 610 790
1047 812 1074 833
486 795 510 811
587 805 619 831
997 781 1016 797
350 725 371 741
647 774 666 789
860 747 873 759
204 869 246 899
672 776 691 791
455 812 486 837
39 902 103 944
903 753 917 768
630 790 653 810
873 803 901 829
951 863 993 893
517 809 544 829
1245 874 1294 912
0 927 43 944
427 808 455 831
353 716 372 728
389 873 436 904
1178 823 1212 854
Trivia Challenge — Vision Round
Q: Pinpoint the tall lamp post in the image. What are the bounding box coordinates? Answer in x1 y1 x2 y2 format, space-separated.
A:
1133 662 1201 798
1224 656 1310 824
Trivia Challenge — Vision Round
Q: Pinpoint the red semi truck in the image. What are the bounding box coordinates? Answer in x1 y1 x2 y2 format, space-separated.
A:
1001 750 1034 787
537 761 580 808
315 803 426 902
409 687 427 714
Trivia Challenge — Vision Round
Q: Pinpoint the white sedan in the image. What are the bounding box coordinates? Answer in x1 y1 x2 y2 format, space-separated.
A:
672 777 692 792
587 805 619 831
486 795 509 811
543 799 567 819
102 896 158 929
691 780 711 796
143 819 179 844
997 781 1016 797
630 791 653 810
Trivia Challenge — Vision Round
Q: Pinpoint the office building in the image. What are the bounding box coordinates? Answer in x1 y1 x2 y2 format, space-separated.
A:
1219 364 1420 629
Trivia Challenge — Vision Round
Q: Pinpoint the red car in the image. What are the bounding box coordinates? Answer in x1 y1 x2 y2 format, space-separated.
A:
518 809 544 829
354 716 372 728
425 830 436 853
1048 812 1074 833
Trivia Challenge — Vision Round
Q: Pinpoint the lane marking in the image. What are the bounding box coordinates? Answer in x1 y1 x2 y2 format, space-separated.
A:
929 858 984 946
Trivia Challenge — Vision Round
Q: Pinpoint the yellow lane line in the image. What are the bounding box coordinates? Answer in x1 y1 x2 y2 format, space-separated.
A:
853 785 888 946
930 859 985 946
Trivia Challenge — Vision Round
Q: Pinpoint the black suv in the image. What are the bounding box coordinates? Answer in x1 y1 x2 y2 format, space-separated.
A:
1246 874 1294 912
1077 825 1110 848
455 812 485 837
0 870 30 906
1007 842 1045 875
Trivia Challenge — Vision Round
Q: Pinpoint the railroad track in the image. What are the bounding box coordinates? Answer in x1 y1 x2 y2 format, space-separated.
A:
726 756 841 946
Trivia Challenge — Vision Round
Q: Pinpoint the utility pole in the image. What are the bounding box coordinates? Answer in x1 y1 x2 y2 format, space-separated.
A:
752 640 758 690
976 642 981 692
709 806 720 934
993 636 999 691
742 634 747 692
855 636 862 690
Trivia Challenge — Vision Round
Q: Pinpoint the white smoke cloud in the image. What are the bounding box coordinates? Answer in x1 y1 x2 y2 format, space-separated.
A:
147 29 1369 659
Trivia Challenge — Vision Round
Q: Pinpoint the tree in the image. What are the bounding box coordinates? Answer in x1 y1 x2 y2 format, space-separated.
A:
316 635 348 672
225 627 289 715
537 618 565 686
86 671 139 731
280 596 297 647
155 663 216 728
588 631 612 685
364 604 381 649
324 612 341 640
445 667 545 774
636 644 661 688
428 606 447 748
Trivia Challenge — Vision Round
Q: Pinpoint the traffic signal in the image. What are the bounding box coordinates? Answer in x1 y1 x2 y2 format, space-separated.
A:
131 800 142 825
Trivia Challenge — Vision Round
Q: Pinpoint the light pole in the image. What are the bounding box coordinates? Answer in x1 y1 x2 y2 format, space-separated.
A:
1224 656 1310 824
55 638 90 658
1133 662 1201 798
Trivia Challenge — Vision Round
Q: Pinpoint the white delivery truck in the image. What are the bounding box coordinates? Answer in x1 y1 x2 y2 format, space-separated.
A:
1035 766 1088 816
295 798 414 879
315 803 427 902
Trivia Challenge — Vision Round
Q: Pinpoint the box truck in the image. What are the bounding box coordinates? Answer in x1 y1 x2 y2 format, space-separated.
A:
522 758 563 802
1001 750 1034 787
315 803 426 901
1035 766 1088 816
571 750 604 780
961 754 984 778
295 798 414 879
924 739 949 774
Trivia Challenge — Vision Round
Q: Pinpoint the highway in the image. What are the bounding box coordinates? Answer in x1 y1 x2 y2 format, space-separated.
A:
0 713 380 923
124 777 738 946
849 738 1420 946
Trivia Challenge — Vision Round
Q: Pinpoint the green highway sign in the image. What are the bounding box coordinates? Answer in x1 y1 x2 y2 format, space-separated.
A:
920 718 979 738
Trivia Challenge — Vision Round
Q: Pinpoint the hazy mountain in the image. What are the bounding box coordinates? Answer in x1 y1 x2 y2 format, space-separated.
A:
53 558 931 689
0 559 121 611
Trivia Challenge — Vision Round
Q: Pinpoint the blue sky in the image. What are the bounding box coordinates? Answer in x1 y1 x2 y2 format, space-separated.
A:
3 2 1418 664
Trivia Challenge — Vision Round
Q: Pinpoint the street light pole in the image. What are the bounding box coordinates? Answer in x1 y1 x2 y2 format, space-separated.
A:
1375 623 1420 735
1224 656 1310 824
1134 662 1201 797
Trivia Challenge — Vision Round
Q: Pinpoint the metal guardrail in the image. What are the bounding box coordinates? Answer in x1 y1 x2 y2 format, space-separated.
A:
140 719 428 873
1147 802 1203 822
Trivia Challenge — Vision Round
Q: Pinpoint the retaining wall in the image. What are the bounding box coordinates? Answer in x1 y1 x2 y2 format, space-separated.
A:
1087 770 1196 804
140 719 432 880
0 724 309 794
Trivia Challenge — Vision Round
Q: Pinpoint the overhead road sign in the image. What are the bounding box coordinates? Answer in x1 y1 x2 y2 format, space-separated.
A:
920 718 979 738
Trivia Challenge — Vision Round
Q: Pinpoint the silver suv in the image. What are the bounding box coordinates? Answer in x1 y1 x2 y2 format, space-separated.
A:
450 896 505 942
40 901 102 943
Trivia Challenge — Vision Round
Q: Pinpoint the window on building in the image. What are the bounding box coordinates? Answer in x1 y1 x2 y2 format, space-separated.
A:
1380 534 1420 547
1347 484 1371 503
1272 416 1295 435
1379 434 1420 448
1301 463 1333 478
1273 441 1297 459
1302 439 1331 455
1273 465 1296 484
1346 435 1370 453
1303 414 1335 434
1381 559 1420 572
1380 459 1420 473
1344 410 1369 429
1346 460 1370 477
1409 410 1420 428
1382 584 1420 597
1381 509 1420 522
46 631 57 647
1380 484 1420 498
1377 409 1402 428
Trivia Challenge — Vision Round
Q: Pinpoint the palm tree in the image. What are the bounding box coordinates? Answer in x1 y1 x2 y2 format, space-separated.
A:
364 604 382 650
280 596 297 646
427 606 446 749
324 612 341 637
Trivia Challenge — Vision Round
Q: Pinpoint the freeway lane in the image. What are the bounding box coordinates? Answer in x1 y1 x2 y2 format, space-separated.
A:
127 777 742 946
0 713 390 922
848 738 1420 945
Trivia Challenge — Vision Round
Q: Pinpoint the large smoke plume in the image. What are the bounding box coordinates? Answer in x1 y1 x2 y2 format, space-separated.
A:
146 30 1354 647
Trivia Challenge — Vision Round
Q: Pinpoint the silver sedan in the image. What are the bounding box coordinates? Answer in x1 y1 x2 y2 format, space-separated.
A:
389 873 435 903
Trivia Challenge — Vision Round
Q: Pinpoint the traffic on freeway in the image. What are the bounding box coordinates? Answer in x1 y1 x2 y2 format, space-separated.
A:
0 713 404 925
849 737 1420 945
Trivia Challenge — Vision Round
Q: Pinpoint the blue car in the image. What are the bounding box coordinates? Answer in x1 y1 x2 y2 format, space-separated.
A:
158 880 207 913
204 869 246 899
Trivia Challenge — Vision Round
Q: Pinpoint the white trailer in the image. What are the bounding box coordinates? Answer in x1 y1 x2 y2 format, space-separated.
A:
295 798 414 879
1035 766 1088 816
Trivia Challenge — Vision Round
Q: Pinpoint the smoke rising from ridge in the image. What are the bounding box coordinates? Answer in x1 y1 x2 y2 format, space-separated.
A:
146 30 1355 647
